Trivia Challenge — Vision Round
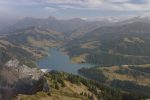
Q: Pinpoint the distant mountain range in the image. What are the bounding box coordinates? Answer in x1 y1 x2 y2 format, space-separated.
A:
0 16 114 35
1 16 150 66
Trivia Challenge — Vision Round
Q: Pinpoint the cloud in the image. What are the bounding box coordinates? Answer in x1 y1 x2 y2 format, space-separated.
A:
1 0 150 18
44 7 58 13
1 0 150 11
27 0 150 11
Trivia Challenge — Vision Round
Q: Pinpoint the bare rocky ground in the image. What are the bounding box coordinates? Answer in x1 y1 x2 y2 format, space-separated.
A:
0 59 49 100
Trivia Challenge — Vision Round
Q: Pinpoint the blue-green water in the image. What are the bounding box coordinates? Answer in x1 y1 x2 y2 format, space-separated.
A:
37 48 94 74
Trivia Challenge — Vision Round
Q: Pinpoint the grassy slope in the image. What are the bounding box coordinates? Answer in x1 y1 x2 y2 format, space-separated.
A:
98 65 150 86
79 64 150 96
15 72 97 100
14 71 148 100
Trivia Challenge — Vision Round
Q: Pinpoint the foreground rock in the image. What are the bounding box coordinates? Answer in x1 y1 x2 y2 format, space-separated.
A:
0 59 50 100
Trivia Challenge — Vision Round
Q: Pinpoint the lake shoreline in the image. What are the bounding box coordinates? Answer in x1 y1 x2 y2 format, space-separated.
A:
36 48 95 74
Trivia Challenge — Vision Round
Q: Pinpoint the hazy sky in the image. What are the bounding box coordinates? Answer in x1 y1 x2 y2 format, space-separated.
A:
1 0 150 19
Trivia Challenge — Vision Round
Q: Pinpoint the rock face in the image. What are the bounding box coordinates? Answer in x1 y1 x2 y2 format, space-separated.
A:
5 59 19 68
4 59 43 80
0 59 50 100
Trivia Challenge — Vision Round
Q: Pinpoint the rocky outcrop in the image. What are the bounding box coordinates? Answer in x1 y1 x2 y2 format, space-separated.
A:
4 59 43 80
5 59 19 68
0 59 50 100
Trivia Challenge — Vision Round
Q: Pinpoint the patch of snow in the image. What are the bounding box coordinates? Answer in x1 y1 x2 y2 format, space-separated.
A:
40 69 51 73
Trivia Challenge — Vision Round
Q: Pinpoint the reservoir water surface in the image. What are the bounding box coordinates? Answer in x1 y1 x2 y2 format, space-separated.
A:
37 48 94 74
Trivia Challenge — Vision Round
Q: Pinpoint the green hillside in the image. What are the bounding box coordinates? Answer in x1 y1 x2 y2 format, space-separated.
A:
13 71 148 100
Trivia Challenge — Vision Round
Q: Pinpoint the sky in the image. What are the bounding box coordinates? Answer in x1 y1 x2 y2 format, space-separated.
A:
1 0 150 20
